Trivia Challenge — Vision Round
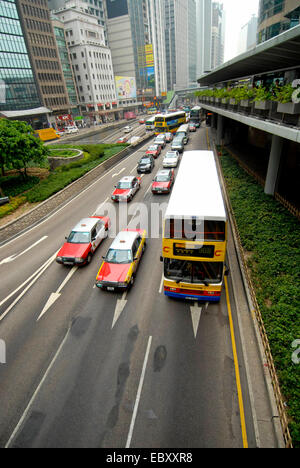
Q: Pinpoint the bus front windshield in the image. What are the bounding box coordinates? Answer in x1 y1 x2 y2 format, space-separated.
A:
164 259 223 284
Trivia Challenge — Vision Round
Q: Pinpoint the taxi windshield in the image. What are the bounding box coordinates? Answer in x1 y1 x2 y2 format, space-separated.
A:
148 146 157 151
67 231 90 244
106 249 133 264
117 181 132 189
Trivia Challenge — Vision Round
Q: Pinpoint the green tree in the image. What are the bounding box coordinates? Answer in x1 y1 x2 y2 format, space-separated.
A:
0 119 49 178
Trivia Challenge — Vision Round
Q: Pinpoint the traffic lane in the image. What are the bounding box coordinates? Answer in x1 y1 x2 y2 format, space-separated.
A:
0 232 115 447
0 137 156 298
2 128 207 446
74 122 143 145
0 170 169 446
126 291 244 448
7 235 164 448
1 131 195 442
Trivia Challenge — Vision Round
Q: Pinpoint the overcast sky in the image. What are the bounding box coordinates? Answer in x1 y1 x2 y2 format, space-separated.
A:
222 0 260 61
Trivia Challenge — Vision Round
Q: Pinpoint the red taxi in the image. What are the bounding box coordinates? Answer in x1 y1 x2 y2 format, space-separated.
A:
151 169 175 194
95 229 147 290
56 216 110 266
145 144 161 159
117 136 128 143
111 176 141 202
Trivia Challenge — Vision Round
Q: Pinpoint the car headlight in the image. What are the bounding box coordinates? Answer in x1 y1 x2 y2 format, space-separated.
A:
75 257 84 263
118 282 129 288
56 256 62 262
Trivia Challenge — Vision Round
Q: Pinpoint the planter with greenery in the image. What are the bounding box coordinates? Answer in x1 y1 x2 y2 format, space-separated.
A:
253 86 273 110
219 148 300 448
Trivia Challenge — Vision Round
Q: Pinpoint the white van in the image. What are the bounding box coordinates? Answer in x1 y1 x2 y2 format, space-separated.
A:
175 124 189 144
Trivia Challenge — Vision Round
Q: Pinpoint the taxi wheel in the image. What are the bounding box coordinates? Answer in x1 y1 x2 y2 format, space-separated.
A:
129 275 135 288
86 253 92 264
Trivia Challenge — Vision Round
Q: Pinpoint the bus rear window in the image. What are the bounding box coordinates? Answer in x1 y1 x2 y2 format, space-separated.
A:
165 218 226 241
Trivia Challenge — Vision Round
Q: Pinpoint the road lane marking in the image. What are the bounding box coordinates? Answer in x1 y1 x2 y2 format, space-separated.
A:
126 335 152 448
190 302 202 338
37 266 78 321
224 275 248 448
130 165 137 174
0 236 48 266
111 291 127 329
112 167 125 178
159 273 164 293
5 326 71 448
0 253 57 322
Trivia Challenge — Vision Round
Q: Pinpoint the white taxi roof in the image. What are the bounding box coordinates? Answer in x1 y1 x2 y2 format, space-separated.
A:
157 169 171 176
109 230 140 250
72 217 99 232
119 176 135 183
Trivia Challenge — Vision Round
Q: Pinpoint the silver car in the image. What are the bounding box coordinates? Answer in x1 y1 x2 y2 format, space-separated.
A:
163 151 180 168
171 136 184 153
154 134 166 148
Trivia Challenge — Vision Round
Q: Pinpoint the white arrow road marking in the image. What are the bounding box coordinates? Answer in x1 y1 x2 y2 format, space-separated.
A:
0 253 57 322
190 302 202 339
112 167 125 178
37 266 78 321
111 291 127 329
0 236 48 266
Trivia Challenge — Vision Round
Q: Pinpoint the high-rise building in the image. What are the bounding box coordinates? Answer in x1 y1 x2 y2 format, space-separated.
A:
48 0 107 42
211 1 225 69
52 16 79 110
164 0 189 90
188 0 197 87
196 0 212 77
105 0 150 103
17 0 70 118
257 0 300 44
147 0 167 97
238 14 258 55
0 0 41 111
54 0 116 118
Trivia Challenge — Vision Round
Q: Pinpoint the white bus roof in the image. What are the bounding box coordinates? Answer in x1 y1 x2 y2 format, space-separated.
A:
164 151 226 222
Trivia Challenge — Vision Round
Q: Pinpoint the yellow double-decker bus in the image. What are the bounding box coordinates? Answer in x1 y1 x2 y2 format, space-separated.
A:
161 150 228 302
154 111 186 135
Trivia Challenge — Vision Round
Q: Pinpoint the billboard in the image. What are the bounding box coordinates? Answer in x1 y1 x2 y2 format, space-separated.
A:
115 76 137 99
106 0 128 19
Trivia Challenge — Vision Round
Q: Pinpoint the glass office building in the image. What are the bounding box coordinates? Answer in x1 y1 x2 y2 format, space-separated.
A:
0 0 40 110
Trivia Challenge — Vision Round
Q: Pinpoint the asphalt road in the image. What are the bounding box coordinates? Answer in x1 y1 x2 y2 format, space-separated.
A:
0 123 259 448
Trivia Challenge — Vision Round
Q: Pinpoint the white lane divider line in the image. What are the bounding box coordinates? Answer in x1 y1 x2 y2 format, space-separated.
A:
159 273 164 294
112 167 125 178
0 236 48 266
126 335 152 448
0 253 57 322
5 326 71 448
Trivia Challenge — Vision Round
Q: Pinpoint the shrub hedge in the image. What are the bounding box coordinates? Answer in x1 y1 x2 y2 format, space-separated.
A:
219 150 300 447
